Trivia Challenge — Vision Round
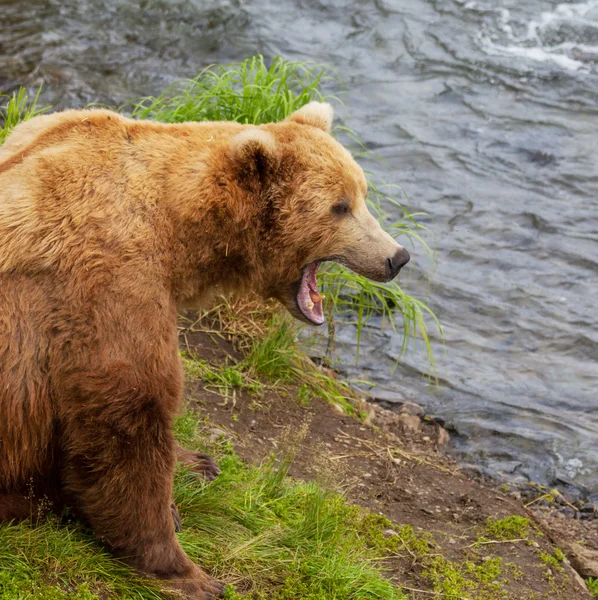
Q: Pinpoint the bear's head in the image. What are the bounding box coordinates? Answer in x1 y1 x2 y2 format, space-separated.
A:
228 102 410 326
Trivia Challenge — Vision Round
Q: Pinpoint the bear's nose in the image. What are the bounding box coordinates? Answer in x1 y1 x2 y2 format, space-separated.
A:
386 247 410 280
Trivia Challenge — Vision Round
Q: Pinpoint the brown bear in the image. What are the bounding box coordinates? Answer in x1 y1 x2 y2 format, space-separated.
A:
0 102 409 598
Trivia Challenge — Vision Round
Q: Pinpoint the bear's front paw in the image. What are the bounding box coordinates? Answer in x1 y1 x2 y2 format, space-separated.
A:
176 446 221 482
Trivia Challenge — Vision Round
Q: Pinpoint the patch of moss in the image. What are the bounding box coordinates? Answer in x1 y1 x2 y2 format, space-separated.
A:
485 515 531 541
357 513 432 557
424 556 475 599
359 515 513 600
539 548 565 571
423 555 511 600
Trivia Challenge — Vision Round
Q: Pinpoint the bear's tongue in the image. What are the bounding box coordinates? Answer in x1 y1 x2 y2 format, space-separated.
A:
297 262 325 325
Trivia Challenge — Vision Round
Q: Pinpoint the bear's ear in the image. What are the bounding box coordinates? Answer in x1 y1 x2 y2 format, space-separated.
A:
286 102 333 133
230 129 279 186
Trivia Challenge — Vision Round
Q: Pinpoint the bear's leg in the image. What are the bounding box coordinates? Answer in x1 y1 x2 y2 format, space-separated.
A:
176 445 220 481
62 414 224 600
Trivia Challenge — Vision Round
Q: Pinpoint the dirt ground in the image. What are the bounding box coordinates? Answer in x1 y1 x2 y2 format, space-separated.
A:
180 322 596 599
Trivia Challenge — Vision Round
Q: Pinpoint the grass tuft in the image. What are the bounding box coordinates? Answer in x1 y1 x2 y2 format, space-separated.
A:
127 55 331 125
181 310 360 416
0 86 49 145
485 516 531 541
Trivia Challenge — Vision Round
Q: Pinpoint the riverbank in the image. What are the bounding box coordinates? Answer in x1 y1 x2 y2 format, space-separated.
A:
0 302 596 599
178 304 597 599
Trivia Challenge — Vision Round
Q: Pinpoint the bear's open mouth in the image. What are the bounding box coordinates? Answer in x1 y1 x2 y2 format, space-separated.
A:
296 262 325 326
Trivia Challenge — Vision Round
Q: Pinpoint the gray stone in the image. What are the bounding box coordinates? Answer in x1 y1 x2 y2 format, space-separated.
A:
566 542 598 579
207 427 227 442
397 401 425 417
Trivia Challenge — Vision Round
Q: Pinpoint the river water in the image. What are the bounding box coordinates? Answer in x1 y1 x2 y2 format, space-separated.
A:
1 0 597 494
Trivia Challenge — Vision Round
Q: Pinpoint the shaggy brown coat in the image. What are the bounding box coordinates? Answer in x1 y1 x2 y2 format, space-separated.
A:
0 102 406 599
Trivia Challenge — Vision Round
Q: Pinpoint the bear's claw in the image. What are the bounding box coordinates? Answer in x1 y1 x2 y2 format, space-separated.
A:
206 580 226 599
166 570 225 600
171 502 182 533
176 446 221 482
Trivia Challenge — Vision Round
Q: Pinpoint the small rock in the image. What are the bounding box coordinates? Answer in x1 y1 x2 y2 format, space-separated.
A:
436 426 450 446
397 401 425 417
207 427 226 442
383 529 399 538
562 489 581 504
566 542 598 578
397 414 421 433
509 491 522 501
560 507 576 519
581 503 596 513
422 436 431 442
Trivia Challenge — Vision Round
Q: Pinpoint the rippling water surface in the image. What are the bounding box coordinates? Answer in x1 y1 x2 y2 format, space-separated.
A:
1 0 597 493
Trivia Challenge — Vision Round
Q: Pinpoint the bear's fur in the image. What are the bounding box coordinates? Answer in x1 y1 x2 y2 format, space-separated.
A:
0 102 408 598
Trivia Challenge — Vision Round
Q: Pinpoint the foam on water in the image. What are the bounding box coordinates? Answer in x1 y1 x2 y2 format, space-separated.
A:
478 1 598 72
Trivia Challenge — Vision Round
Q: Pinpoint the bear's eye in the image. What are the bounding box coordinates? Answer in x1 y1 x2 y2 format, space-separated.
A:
332 199 350 216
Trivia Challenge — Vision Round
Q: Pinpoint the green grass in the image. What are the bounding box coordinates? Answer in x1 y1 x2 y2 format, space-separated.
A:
128 55 331 125
0 86 48 145
485 516 531 541
0 521 164 599
181 314 359 416
539 548 565 570
0 413 407 600
587 577 598 598
242 319 298 383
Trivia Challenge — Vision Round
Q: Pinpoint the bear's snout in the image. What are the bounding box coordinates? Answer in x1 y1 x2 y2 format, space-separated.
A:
386 247 410 281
